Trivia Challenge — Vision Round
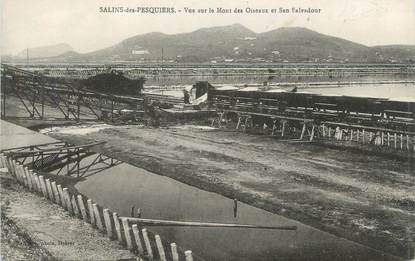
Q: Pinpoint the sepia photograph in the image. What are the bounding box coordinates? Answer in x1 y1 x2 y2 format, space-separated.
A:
0 0 414 260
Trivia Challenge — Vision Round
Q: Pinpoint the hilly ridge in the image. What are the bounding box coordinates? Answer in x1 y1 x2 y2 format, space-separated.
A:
16 43 73 59
6 24 415 63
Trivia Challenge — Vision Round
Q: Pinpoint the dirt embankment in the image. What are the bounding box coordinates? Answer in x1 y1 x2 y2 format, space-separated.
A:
0 169 135 261
48 125 415 260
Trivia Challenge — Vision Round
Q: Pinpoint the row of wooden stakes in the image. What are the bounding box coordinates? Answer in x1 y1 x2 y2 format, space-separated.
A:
0 154 195 261
321 124 415 151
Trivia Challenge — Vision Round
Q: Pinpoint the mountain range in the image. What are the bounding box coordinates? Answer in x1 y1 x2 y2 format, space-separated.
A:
5 24 415 63
15 43 73 59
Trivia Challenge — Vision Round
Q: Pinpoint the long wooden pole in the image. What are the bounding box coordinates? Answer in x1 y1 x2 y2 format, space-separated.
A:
121 217 297 230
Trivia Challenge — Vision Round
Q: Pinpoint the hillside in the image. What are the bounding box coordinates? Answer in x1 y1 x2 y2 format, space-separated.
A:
16 43 73 59
5 25 415 63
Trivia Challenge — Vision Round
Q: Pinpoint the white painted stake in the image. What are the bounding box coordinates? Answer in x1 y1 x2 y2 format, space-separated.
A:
171 243 179 261
103 209 113 238
132 224 144 254
93 203 104 231
77 195 88 222
122 218 133 250
45 179 54 201
38 176 48 198
155 235 167 261
142 228 154 259
113 212 122 242
394 133 397 149
35 173 42 194
26 168 35 191
87 199 95 225
57 185 65 208
185 250 194 261
62 188 73 214
51 181 60 204
71 195 80 217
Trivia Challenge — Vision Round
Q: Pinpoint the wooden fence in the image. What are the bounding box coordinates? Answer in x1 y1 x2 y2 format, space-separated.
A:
0 154 195 261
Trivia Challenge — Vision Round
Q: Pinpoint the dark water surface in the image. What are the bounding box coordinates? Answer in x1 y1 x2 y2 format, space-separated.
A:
74 157 399 261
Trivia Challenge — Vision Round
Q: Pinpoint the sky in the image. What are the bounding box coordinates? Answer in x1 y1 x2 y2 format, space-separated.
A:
1 0 414 55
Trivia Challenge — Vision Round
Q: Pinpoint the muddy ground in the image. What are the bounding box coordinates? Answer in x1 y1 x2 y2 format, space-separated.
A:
42 123 415 260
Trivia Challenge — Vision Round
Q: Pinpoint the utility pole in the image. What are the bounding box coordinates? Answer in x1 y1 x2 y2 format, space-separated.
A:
161 48 164 72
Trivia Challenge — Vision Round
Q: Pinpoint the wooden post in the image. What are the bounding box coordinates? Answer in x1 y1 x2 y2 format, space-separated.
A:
0 155 5 169
142 228 153 260
387 133 391 147
2 156 7 169
131 206 135 217
19 165 28 188
45 179 54 201
57 185 65 208
132 224 144 254
356 130 360 142
236 116 242 130
7 158 14 176
4 157 10 173
406 134 409 150
8 159 15 176
14 161 20 177
362 129 365 144
15 164 24 185
27 169 36 191
300 123 306 140
87 199 95 225
122 218 133 250
0 154 4 168
77 195 88 222
155 235 167 261
400 134 403 149
38 176 48 198
26 168 34 191
93 203 104 231
281 120 286 137
32 172 39 193
2 155 7 169
394 133 397 149
21 166 28 187
51 181 60 204
113 212 122 242
23 167 33 190
381 132 384 145
18 164 26 185
35 173 42 194
271 119 277 135
309 125 315 141
103 209 113 238
71 195 80 217
62 188 73 214
185 250 194 261
11 160 18 176
171 243 179 261
349 129 353 141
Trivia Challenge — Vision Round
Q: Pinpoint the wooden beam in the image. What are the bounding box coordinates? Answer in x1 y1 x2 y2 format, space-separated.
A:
121 217 297 230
